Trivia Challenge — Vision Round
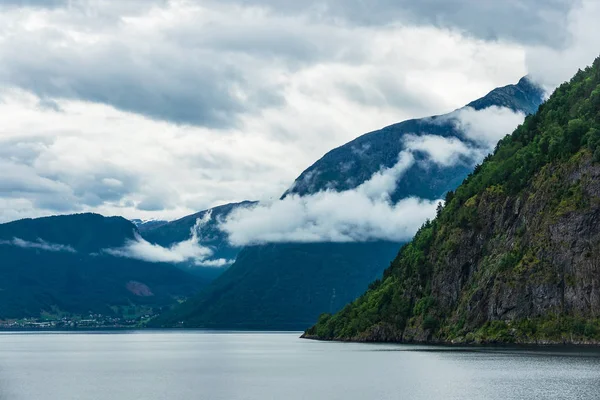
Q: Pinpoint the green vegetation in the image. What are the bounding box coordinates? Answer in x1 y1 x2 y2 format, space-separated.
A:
148 242 402 330
0 214 204 319
305 57 600 344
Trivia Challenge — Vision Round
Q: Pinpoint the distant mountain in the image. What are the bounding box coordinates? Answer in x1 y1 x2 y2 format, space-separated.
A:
0 213 203 319
131 219 168 232
285 77 545 200
0 200 258 320
150 242 401 329
139 201 256 277
304 59 600 345
0 213 137 253
150 77 546 330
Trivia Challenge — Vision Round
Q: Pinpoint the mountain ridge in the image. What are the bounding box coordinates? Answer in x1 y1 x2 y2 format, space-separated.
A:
0 213 204 319
304 58 600 344
284 75 544 201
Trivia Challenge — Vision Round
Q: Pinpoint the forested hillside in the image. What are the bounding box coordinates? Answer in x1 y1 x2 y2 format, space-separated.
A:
305 58 600 344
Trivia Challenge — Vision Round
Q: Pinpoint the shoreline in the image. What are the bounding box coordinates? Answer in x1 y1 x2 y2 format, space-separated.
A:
300 333 600 347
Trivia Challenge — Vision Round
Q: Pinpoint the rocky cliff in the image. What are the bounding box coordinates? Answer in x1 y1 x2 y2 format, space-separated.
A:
304 58 600 344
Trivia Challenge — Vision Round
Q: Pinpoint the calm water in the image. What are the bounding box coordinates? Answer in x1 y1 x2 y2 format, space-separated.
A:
1 331 600 400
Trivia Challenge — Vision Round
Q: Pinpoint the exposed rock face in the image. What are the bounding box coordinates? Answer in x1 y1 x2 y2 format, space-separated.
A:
126 281 154 297
423 155 600 341
305 58 600 344
306 154 600 344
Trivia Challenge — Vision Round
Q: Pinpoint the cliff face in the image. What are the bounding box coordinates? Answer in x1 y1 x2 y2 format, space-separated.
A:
305 58 600 344
409 153 600 343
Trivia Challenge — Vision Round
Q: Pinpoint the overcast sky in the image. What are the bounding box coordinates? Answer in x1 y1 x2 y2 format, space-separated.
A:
0 0 598 224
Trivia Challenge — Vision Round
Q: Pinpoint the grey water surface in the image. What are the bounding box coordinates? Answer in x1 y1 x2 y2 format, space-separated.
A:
1 331 599 400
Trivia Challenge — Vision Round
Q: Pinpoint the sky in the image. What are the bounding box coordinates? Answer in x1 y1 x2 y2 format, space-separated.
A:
0 0 599 230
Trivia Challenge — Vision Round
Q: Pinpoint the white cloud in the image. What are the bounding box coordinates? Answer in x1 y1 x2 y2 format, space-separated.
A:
526 0 600 89
0 1 530 223
0 237 76 253
219 101 534 246
356 151 414 200
449 106 527 148
106 212 233 267
403 134 482 166
220 150 441 245
222 192 440 245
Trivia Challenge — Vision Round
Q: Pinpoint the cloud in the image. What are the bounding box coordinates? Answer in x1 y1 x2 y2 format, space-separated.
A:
213 0 573 46
0 1 530 129
448 106 527 148
403 134 482 167
526 0 600 88
222 192 439 245
220 150 440 245
0 0 531 224
0 237 76 252
105 211 233 267
219 102 531 245
0 0 66 7
0 2 285 128
356 151 414 200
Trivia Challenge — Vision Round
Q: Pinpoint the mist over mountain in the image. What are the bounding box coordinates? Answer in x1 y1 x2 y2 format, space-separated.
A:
0 199 262 319
285 77 544 201
140 201 256 263
150 76 545 330
0 214 203 319
305 58 600 344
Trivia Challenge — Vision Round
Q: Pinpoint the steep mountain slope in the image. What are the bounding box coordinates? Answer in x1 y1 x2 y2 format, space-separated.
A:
304 59 600 344
0 214 203 319
149 242 400 329
285 77 544 200
150 77 545 330
141 201 255 262
139 201 256 280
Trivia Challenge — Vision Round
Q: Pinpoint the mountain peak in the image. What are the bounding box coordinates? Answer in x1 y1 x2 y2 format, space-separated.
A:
305 57 600 344
285 76 545 200
466 75 545 115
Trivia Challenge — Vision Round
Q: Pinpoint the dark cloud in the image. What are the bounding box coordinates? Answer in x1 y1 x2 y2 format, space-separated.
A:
0 2 287 128
0 40 281 128
0 0 556 129
0 136 141 212
0 0 66 7
137 196 170 212
216 0 574 46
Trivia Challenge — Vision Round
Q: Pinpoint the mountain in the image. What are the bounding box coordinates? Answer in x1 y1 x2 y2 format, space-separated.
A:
131 219 168 232
139 201 256 278
0 213 203 319
0 213 137 253
150 77 545 330
284 76 545 200
304 58 600 344
148 242 401 329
